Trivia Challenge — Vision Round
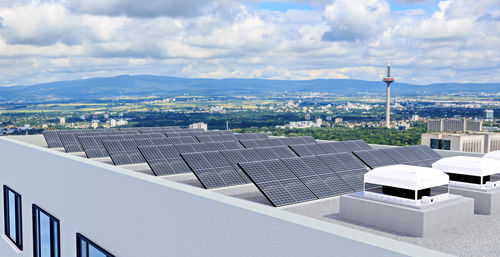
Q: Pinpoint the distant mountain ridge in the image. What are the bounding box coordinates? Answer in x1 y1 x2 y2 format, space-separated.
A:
0 75 498 101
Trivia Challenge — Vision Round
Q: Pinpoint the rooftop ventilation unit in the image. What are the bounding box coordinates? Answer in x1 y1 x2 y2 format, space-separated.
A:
484 150 500 162
363 164 449 206
432 156 500 190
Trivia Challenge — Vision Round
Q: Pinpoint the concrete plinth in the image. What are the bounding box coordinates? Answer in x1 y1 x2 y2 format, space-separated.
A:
449 186 500 215
339 193 474 237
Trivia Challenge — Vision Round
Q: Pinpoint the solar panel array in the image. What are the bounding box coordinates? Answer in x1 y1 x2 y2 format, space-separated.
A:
78 136 109 158
138 145 192 175
181 151 247 189
405 145 442 166
102 139 145 165
353 146 442 169
282 156 353 199
42 131 63 148
239 159 317 206
238 152 372 206
42 127 444 204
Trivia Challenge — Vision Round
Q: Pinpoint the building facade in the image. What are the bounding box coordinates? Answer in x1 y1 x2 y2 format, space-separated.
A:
0 136 442 257
427 119 483 133
421 132 500 153
189 122 208 131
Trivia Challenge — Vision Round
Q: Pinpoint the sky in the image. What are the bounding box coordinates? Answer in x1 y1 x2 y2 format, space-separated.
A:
0 0 499 86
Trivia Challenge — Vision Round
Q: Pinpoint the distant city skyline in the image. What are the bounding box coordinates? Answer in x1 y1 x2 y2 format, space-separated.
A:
0 0 498 86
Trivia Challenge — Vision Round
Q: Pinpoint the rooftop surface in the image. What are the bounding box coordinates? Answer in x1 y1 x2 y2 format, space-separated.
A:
7 134 495 257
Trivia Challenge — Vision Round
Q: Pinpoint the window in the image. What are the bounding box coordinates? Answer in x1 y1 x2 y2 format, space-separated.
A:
3 186 23 250
430 139 451 150
32 205 60 257
77 233 115 257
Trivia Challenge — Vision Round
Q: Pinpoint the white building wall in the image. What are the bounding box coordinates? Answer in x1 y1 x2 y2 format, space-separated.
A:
0 138 445 257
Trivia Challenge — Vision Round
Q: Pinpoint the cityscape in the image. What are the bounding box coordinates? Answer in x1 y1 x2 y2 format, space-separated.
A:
0 1 499 257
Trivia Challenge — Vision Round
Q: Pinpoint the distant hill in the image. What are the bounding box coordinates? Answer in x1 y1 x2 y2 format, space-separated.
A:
0 75 498 101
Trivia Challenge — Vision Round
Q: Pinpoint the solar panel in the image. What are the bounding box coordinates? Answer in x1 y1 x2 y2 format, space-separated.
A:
289 144 315 156
195 135 213 142
203 142 227 151
239 140 260 148
341 140 365 151
221 141 243 149
267 138 287 146
208 135 225 142
353 140 372 150
181 151 246 189
43 131 63 148
219 134 239 141
219 149 263 182
352 149 398 169
269 146 297 158
317 142 340 154
289 137 308 145
58 132 83 152
254 147 281 160
188 131 204 137
174 143 198 154
78 136 109 158
380 148 413 165
239 160 317 206
329 141 351 153
178 136 198 144
252 133 269 139
406 145 442 166
318 153 369 191
300 136 317 144
138 145 191 175
135 138 155 147
256 139 273 147
134 133 165 139
102 139 145 165
279 137 294 145
305 144 327 155
281 157 352 198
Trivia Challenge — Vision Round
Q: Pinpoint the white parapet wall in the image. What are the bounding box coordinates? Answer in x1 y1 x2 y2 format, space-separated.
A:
0 137 450 257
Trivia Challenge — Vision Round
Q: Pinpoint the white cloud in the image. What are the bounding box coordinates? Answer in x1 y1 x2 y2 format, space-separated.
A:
0 0 498 86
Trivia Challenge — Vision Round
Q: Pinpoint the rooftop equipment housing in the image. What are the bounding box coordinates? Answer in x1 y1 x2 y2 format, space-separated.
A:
364 164 449 206
484 150 500 162
432 156 500 189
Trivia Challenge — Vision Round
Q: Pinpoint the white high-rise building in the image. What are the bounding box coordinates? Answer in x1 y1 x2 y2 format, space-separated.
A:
189 122 208 131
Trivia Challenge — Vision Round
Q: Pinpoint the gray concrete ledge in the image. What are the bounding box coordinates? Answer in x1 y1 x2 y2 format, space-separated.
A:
449 186 500 215
339 193 474 237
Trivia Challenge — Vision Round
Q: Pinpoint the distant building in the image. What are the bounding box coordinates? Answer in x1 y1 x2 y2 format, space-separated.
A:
411 114 419 121
59 117 66 125
110 119 117 127
443 119 466 132
484 110 494 120
334 117 343 123
104 113 109 119
189 122 208 131
466 121 483 132
116 119 128 126
421 131 500 153
427 119 443 131
80 115 86 121
277 119 322 129
305 114 311 121
91 120 99 129
427 119 482 132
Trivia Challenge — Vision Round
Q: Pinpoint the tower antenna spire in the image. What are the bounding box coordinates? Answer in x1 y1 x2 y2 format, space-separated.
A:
383 57 395 128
